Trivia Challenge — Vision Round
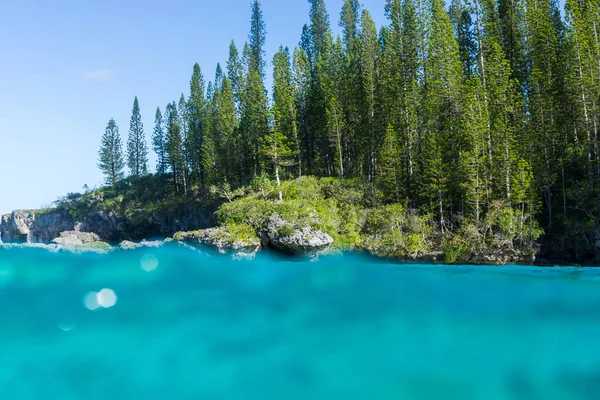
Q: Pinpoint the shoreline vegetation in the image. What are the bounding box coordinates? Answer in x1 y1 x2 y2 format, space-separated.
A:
4 0 600 265
0 174 593 265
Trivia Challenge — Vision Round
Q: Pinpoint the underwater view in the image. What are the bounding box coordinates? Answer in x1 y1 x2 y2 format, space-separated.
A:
1 245 599 399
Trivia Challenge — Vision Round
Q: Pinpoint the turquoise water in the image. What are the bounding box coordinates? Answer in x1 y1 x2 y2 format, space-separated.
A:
1 246 600 399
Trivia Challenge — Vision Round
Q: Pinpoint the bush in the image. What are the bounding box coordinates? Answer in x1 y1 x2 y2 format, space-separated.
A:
362 204 434 258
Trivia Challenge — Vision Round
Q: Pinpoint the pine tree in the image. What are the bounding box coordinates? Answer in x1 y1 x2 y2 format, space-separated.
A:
152 107 167 175
213 75 238 184
450 0 477 78
178 93 190 180
239 1 269 179
377 124 401 201
461 79 490 222
524 0 565 225
422 0 464 231
292 46 311 176
326 36 346 179
498 0 528 88
273 46 301 177
304 0 334 175
380 0 422 202
339 0 362 178
227 40 244 112
127 97 148 177
249 0 267 78
308 0 331 57
563 0 600 222
358 9 379 181
240 69 269 178
188 63 207 190
98 118 125 186
165 102 185 193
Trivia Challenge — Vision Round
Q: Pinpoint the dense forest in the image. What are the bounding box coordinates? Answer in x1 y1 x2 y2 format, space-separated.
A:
97 0 600 261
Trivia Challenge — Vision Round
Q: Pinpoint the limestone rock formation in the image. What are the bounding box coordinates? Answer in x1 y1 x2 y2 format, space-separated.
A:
260 213 333 255
52 230 101 247
175 227 261 255
0 211 35 243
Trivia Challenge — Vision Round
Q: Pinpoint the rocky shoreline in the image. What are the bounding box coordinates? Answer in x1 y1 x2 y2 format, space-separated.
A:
0 208 548 264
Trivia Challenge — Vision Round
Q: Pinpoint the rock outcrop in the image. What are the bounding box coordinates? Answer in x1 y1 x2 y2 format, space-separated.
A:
260 213 333 255
470 248 536 265
0 206 216 244
29 210 75 243
175 227 261 255
52 230 101 247
119 240 165 250
0 211 35 242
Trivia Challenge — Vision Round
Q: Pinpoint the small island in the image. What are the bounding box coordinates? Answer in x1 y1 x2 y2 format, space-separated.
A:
2 0 600 266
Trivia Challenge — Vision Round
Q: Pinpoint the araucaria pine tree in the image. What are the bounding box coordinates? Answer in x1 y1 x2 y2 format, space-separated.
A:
152 107 167 175
98 118 125 186
165 102 186 193
127 96 148 177
240 0 269 178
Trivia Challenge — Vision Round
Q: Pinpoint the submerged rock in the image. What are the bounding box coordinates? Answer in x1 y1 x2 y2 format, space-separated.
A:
261 213 333 255
175 227 261 255
119 240 165 250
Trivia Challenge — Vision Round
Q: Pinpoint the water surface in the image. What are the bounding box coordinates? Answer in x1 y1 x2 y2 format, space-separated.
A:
1 245 599 399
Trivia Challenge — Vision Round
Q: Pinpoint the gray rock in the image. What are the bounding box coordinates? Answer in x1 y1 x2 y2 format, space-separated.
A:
29 210 76 243
0 211 35 243
52 230 101 247
79 211 123 241
175 227 261 254
261 213 333 255
470 248 536 265
119 240 165 250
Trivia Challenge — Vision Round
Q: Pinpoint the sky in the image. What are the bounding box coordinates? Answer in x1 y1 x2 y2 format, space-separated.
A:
0 0 386 215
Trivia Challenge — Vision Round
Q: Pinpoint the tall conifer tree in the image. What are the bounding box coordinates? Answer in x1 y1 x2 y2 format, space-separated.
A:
152 107 167 175
127 97 148 177
99 118 125 186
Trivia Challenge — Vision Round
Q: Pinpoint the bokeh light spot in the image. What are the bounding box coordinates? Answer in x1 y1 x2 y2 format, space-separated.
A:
83 291 99 310
140 254 159 272
97 288 117 308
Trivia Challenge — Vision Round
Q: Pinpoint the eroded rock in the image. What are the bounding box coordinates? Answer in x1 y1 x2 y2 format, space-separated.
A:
52 231 101 247
261 213 333 255
119 240 165 250
175 227 261 255
0 211 35 243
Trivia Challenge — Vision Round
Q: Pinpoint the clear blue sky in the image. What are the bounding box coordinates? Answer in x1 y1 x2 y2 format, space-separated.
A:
0 0 385 214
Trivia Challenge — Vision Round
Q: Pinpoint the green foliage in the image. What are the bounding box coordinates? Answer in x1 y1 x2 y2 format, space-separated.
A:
277 224 295 237
98 118 125 187
152 107 167 175
101 0 600 261
223 223 258 244
363 204 435 258
127 96 149 177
